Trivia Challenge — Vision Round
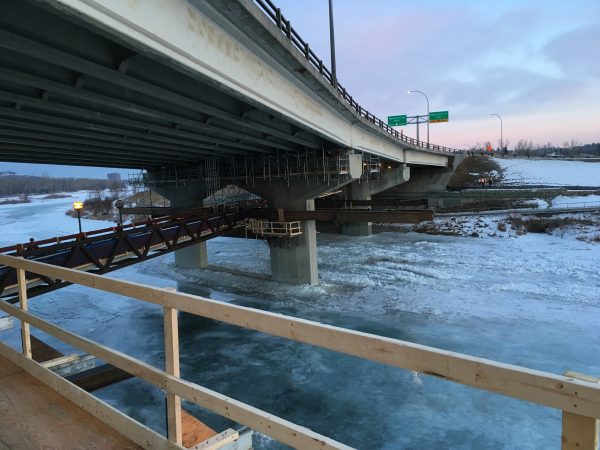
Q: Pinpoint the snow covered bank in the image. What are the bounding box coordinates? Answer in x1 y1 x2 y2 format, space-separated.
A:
495 158 600 186
0 195 117 246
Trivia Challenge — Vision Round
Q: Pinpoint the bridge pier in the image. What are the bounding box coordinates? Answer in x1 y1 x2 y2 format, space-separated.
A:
342 165 410 236
248 152 362 284
154 185 209 270
269 198 318 285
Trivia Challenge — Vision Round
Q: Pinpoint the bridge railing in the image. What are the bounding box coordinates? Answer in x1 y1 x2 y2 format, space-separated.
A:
254 0 464 155
0 254 598 449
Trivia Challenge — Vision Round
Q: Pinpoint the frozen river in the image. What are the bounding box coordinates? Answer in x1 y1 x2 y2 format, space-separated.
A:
1 195 600 449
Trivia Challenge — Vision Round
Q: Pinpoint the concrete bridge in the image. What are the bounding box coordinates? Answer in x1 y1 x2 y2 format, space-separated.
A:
0 0 465 284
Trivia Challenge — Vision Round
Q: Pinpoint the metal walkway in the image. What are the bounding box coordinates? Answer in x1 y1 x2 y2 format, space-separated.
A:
0 209 246 300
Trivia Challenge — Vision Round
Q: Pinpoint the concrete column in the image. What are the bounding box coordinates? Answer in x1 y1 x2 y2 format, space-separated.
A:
270 198 318 285
242 151 363 284
341 194 372 236
342 165 410 236
174 242 208 269
155 185 209 270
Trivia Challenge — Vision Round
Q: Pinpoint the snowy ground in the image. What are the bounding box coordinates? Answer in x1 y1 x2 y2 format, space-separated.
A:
0 194 116 245
495 158 600 186
0 164 599 449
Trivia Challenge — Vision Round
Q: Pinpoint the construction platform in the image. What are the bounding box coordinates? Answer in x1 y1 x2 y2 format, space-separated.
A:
0 353 141 449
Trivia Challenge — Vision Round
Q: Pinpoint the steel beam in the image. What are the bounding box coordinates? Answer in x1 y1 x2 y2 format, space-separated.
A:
122 206 432 224
276 209 432 223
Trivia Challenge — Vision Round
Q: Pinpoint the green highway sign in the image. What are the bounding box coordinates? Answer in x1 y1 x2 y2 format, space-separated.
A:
387 115 407 126
429 111 449 123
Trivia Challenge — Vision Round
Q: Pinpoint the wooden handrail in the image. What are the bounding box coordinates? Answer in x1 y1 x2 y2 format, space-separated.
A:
0 300 349 449
1 254 599 447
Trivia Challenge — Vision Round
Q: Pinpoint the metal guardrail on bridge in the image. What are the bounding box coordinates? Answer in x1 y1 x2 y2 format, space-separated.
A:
253 0 464 155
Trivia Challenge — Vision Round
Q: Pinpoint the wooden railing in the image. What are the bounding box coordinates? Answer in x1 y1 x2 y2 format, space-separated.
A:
0 254 598 449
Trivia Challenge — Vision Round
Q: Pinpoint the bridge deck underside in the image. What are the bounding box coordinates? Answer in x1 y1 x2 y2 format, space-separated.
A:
0 0 328 169
0 0 456 172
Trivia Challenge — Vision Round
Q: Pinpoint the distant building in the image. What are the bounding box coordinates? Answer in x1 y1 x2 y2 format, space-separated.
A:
107 173 121 182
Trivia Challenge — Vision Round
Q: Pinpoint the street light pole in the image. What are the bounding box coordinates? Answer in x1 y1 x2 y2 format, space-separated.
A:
328 0 337 90
73 201 83 234
490 113 503 152
114 199 125 228
408 90 430 147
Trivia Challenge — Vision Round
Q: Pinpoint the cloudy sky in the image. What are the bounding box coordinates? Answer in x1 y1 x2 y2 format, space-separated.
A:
278 0 600 149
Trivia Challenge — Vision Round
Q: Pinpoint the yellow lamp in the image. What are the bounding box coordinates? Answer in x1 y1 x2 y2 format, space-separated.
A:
73 201 84 233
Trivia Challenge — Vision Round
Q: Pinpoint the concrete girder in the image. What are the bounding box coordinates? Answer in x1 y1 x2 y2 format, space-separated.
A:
344 165 411 201
41 0 457 164
0 107 250 154
0 135 188 164
0 142 172 167
404 150 450 167
0 118 220 158
0 95 258 156
0 28 321 150
0 147 153 168
0 67 290 153
379 154 467 198
0 129 218 162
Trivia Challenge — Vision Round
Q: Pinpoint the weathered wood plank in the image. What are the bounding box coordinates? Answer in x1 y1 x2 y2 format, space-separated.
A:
0 345 179 450
30 334 64 362
0 300 352 450
182 410 217 448
66 363 133 391
164 304 183 445
16 266 31 358
562 371 600 450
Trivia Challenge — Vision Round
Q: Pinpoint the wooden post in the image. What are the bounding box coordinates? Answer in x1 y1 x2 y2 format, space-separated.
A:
17 267 31 358
163 288 182 445
562 371 599 450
